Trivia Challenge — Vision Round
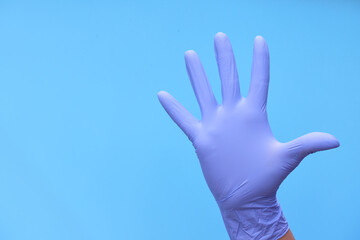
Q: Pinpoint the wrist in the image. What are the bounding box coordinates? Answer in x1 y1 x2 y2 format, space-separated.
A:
219 199 289 240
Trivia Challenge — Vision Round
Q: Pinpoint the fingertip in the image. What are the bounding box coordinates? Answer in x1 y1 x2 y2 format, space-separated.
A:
254 35 268 49
317 132 340 147
157 91 170 103
214 32 232 55
214 32 228 41
184 50 197 59
215 31 226 36
335 139 340 148
306 132 340 152
327 133 340 148
157 90 167 97
157 90 165 98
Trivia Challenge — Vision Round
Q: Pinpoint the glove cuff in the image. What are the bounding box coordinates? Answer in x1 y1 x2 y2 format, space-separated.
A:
219 201 289 240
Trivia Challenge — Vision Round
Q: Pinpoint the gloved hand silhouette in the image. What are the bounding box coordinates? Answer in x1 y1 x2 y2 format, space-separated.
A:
158 32 339 239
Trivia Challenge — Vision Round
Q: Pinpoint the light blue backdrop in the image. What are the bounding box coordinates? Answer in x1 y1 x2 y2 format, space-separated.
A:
0 1 358 239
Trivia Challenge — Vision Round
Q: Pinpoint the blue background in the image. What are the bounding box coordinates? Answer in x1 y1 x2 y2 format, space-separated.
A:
0 1 359 239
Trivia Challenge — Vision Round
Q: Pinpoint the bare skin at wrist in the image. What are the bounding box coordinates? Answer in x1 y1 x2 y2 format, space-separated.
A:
279 229 295 240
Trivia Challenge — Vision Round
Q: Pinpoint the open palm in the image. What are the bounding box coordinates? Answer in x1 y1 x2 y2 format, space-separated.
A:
158 33 339 211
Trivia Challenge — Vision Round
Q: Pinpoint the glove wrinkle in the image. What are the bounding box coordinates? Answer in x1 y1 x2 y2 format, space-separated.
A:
217 179 249 203
221 203 289 240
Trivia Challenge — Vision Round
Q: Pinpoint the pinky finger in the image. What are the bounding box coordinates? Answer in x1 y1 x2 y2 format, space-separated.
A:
157 91 199 140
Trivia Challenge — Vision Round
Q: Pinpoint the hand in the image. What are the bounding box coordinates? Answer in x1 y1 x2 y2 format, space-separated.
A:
158 32 339 239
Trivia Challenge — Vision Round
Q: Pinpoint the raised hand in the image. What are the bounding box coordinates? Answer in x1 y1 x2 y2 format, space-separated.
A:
158 32 339 239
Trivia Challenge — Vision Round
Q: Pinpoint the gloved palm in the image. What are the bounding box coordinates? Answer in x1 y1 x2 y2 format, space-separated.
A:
158 33 339 239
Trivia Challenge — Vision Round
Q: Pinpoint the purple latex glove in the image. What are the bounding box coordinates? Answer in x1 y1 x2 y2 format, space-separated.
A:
158 33 339 239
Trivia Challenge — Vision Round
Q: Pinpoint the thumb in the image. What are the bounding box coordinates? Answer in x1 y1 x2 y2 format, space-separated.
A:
285 132 340 159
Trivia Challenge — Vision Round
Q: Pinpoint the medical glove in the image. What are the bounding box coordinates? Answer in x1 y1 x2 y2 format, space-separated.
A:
157 33 339 240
